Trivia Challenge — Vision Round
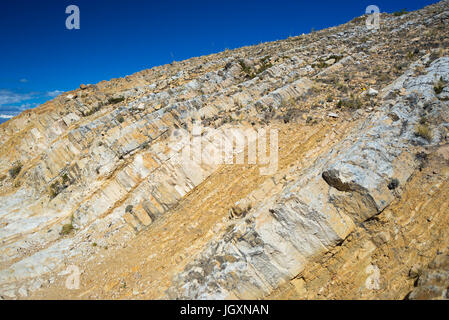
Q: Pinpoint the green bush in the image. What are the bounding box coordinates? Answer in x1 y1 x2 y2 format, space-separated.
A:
9 163 23 179
393 9 408 17
257 56 273 74
388 178 400 190
62 173 70 184
108 97 125 104
434 77 445 95
337 95 363 109
60 214 75 236
61 223 74 236
238 60 255 79
49 174 71 199
414 124 432 142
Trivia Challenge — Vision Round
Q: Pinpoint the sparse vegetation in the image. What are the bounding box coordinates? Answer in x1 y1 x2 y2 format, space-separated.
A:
238 56 273 80
312 60 327 69
60 223 74 235
62 173 70 184
83 105 102 117
415 152 429 171
414 123 432 142
8 162 23 179
393 9 408 17
312 55 343 69
60 215 75 236
229 204 252 219
49 173 72 199
434 77 446 95
239 59 254 79
328 55 344 64
388 178 400 190
49 182 61 199
108 96 125 104
257 56 273 74
337 95 363 110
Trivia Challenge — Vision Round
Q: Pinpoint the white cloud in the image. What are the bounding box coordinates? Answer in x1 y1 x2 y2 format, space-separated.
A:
47 90 63 97
0 89 59 121
19 78 28 83
0 89 34 106
0 91 40 120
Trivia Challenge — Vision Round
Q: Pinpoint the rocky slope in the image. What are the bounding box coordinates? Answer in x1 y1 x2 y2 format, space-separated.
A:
0 1 448 300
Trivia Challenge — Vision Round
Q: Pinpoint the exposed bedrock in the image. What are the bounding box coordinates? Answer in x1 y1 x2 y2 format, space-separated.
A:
167 57 449 299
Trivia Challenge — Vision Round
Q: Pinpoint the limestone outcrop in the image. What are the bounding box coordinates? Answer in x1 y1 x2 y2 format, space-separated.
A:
167 57 449 299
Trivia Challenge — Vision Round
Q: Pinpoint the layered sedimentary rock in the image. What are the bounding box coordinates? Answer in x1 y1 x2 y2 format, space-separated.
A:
0 1 448 300
167 57 449 299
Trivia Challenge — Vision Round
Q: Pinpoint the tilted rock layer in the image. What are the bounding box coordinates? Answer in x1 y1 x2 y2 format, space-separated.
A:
0 1 448 300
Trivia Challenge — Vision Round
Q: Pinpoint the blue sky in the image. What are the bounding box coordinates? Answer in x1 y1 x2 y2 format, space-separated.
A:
0 0 438 124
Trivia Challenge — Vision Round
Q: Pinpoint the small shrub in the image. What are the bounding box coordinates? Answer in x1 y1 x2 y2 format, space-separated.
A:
60 223 74 236
49 176 70 199
108 97 125 104
337 95 363 110
327 55 343 64
229 204 252 219
416 152 429 171
62 173 70 184
8 163 22 179
434 77 445 95
257 56 273 74
414 124 432 142
393 9 408 17
83 105 101 117
406 51 415 60
49 183 59 198
312 60 327 69
141 141 150 149
238 60 254 79
388 178 400 190
117 115 125 123
125 205 134 213
419 116 428 125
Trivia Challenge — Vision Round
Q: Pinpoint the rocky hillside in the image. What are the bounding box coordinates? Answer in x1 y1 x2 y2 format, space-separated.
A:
0 1 448 300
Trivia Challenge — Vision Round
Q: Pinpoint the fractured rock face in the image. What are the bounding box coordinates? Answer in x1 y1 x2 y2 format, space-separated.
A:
167 57 449 299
